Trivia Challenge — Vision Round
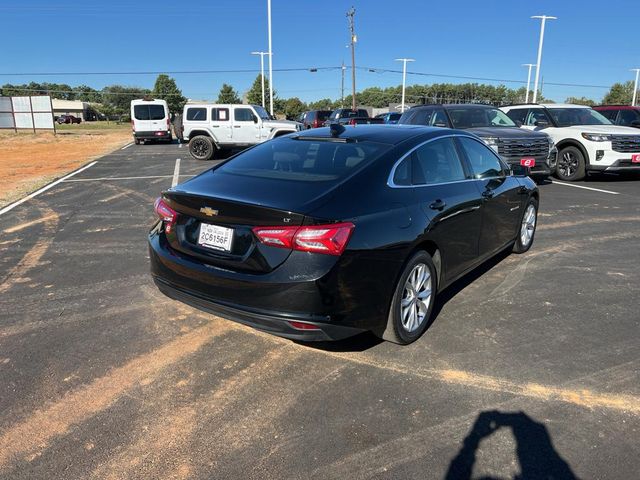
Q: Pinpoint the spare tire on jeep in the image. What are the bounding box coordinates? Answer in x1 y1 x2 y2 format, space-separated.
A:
189 135 215 161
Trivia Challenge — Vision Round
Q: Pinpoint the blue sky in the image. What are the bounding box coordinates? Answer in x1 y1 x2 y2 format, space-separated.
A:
1 1 638 103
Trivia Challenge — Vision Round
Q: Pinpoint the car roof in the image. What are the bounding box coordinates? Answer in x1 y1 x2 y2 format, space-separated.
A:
411 103 497 109
291 124 467 145
594 105 640 110
504 103 591 109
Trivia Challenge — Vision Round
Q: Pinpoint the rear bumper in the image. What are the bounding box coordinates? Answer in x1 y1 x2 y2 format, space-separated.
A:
134 131 172 140
148 230 374 341
153 277 364 341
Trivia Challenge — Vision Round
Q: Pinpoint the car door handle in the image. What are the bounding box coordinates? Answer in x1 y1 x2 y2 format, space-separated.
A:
211 125 220 128
481 190 494 200
233 126 241 128
429 199 446 210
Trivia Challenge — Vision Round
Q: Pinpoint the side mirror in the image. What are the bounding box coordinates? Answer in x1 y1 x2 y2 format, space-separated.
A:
515 120 523 127
510 164 530 176
534 120 549 128
252 115 258 123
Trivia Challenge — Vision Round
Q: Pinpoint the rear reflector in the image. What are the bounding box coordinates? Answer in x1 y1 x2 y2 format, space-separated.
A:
288 321 320 330
252 222 354 256
154 197 178 233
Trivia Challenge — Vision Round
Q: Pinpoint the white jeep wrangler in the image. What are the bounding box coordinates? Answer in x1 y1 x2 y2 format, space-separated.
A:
182 103 300 160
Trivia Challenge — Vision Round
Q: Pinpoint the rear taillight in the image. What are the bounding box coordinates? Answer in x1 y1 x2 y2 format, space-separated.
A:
154 197 178 233
313 119 320 128
252 222 354 256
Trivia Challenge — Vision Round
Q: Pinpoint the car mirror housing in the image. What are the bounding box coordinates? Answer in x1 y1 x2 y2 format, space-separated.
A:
534 120 549 128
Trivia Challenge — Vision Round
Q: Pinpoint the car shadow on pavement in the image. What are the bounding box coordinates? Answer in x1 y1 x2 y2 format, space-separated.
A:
430 248 511 321
445 410 579 480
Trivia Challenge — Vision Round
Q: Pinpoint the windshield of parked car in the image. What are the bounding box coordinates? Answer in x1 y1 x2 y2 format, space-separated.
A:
215 137 391 182
447 107 517 128
547 108 612 126
253 105 271 120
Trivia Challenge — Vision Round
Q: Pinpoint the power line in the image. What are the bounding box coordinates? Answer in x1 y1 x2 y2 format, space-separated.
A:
0 66 343 76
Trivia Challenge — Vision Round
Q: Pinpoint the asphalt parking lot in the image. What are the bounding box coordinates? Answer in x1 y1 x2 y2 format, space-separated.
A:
1 141 639 479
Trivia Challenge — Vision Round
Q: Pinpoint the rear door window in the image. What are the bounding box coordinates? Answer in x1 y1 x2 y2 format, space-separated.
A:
505 108 528 125
411 138 466 185
216 138 390 182
186 108 207 121
458 136 506 179
211 108 229 121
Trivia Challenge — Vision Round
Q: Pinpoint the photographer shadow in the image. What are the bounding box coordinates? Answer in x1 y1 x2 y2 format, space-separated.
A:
445 410 579 480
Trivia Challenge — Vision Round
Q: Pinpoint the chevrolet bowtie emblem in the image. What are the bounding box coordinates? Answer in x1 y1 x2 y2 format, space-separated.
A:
200 207 219 216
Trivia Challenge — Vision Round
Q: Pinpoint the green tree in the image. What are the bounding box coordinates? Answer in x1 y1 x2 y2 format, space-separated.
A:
565 96 596 106
603 81 634 105
152 74 186 114
101 85 151 115
281 97 307 120
74 85 102 103
308 98 337 110
246 74 270 106
217 83 241 104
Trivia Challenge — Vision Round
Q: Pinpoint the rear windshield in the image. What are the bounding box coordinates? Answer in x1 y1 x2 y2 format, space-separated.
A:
133 104 166 120
215 137 391 182
448 107 516 128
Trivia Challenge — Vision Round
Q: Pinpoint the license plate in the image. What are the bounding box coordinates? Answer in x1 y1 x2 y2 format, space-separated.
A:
632 154 640 163
198 223 233 252
520 157 536 167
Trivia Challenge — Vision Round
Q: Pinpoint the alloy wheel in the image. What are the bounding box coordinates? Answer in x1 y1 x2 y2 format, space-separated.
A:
520 203 537 247
558 151 578 178
192 139 210 158
400 263 433 333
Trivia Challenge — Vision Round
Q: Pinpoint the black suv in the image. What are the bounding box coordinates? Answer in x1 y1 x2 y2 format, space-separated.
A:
399 104 557 179
324 108 370 126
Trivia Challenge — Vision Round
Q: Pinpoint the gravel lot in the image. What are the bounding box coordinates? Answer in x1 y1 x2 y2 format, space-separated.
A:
0 141 639 479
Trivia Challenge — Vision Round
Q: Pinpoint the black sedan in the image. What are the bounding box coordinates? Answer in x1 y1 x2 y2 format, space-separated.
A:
149 125 538 344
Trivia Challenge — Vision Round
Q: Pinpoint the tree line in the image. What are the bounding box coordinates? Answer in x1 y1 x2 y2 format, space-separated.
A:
2 74 637 120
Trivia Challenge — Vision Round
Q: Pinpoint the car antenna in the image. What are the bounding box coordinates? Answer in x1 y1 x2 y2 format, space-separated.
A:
330 123 345 138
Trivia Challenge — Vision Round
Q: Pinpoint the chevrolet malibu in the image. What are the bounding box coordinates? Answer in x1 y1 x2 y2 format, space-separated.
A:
149 125 538 344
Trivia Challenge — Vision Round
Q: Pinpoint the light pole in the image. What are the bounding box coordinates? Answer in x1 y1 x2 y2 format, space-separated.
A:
631 68 640 106
531 15 557 103
522 63 536 103
395 58 415 112
251 51 269 107
267 0 274 116
347 7 357 111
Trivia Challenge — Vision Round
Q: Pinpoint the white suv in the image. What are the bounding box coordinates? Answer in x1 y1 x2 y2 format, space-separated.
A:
182 103 300 160
501 103 640 181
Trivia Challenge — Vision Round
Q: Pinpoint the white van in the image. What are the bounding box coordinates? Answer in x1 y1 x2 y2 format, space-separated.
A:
130 98 172 144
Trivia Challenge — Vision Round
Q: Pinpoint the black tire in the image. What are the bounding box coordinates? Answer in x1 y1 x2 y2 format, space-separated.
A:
555 146 586 181
189 135 215 160
512 197 538 254
382 251 438 345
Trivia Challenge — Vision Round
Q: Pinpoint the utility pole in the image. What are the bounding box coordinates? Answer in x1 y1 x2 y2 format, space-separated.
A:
531 15 557 104
522 63 536 103
631 68 640 106
395 58 415 112
251 51 269 107
341 62 346 108
347 7 357 111
267 0 274 116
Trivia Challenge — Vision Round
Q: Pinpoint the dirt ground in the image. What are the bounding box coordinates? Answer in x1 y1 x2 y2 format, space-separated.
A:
0 128 131 208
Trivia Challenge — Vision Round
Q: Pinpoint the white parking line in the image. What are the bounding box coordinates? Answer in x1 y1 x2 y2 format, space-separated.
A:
172 158 181 187
63 175 194 182
550 180 620 195
121 143 134 150
0 161 98 217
